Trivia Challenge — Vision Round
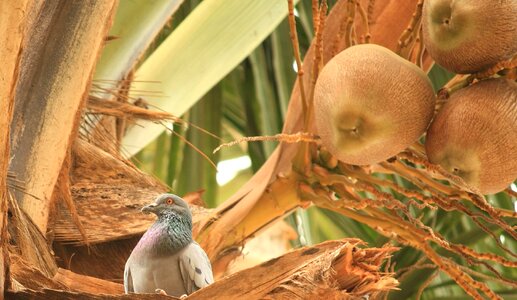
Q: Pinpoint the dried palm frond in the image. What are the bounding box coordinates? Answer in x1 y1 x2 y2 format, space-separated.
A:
7 192 57 278
52 139 167 246
184 239 398 299
7 239 398 300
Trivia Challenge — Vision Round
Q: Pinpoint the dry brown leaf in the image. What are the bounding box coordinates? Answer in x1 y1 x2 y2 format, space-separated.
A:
8 254 65 292
52 139 167 245
6 240 396 300
53 268 124 295
188 239 398 300
7 194 57 279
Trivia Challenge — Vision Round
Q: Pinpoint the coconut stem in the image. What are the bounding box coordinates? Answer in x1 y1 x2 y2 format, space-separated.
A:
436 74 470 101
311 0 319 34
355 0 370 43
307 1 327 131
306 147 513 299
414 26 425 67
396 0 424 59
287 0 308 122
469 54 517 80
344 0 357 48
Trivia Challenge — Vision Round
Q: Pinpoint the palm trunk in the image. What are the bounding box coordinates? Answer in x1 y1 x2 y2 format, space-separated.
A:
9 0 118 233
0 1 32 297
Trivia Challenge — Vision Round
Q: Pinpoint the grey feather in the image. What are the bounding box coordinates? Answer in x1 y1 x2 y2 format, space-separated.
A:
123 262 133 293
124 194 213 296
179 242 214 294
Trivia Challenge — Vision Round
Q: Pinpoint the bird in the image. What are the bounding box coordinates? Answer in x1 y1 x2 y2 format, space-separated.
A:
124 193 214 297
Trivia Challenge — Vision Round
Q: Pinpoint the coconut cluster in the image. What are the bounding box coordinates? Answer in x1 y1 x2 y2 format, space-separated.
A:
420 0 517 193
315 18 517 194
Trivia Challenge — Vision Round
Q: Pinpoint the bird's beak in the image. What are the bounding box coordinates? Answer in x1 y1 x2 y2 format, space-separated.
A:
141 203 158 214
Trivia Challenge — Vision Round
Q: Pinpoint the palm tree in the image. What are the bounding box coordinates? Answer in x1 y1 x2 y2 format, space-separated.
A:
2 0 515 299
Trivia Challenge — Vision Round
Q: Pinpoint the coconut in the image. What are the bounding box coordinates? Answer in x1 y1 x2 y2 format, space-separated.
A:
425 78 517 194
314 44 436 166
422 0 517 74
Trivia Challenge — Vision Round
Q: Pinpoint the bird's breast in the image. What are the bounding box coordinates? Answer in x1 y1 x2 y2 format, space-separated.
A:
129 253 187 297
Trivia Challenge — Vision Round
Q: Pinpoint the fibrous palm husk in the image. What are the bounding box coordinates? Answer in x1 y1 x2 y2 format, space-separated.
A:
52 139 166 245
8 254 65 292
49 138 164 281
5 290 174 300
53 268 124 295
189 239 398 300
7 193 57 279
50 139 210 281
52 237 140 283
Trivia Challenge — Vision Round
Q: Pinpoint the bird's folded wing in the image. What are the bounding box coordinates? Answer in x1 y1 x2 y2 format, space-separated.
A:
179 242 214 294
124 261 134 293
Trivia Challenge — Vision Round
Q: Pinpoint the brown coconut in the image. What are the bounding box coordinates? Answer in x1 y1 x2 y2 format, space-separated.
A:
422 0 517 74
314 44 436 166
425 78 517 194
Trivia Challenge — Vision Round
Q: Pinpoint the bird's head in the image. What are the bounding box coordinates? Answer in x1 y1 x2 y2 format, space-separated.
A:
141 194 192 220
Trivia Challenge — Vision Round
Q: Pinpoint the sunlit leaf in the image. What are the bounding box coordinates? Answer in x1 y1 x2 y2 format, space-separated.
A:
94 0 184 84
123 0 299 156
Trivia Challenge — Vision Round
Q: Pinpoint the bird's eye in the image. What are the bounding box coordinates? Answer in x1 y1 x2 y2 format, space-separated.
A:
166 198 174 205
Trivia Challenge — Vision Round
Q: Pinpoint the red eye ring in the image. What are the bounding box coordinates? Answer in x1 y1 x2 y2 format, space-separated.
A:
166 198 174 205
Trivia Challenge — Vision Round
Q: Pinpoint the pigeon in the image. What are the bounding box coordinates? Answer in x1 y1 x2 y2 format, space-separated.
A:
124 194 214 297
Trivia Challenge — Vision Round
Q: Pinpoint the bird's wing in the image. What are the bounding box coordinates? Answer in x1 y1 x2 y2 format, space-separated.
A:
124 259 134 293
178 242 214 294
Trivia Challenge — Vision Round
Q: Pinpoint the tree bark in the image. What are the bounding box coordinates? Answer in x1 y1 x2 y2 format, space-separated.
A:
9 0 118 233
0 1 32 298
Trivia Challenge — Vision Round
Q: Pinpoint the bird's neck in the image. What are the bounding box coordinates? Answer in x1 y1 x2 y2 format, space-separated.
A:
140 212 193 255
161 211 193 249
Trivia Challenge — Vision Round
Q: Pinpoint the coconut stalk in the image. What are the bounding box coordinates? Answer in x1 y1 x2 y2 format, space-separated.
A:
199 0 514 297
195 0 431 270
0 0 32 296
8 0 118 233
